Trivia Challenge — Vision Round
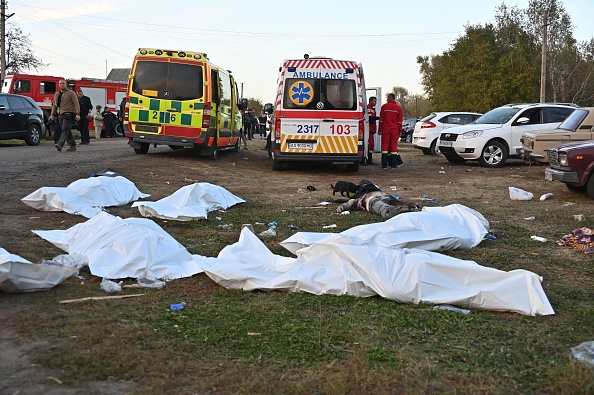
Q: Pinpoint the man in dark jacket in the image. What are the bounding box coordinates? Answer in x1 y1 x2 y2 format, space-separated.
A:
102 107 117 138
77 89 93 145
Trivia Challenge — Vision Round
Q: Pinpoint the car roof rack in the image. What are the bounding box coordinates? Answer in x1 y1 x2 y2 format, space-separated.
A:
501 102 579 108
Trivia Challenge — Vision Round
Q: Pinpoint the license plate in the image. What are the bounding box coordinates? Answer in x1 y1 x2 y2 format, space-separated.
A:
288 142 313 150
440 141 453 147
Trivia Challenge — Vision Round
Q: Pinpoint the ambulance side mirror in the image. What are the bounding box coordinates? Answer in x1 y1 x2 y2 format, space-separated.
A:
263 103 274 114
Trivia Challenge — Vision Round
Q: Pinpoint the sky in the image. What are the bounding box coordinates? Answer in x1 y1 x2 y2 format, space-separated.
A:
8 0 594 104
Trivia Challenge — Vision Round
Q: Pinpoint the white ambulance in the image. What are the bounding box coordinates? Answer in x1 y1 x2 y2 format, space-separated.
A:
269 55 367 171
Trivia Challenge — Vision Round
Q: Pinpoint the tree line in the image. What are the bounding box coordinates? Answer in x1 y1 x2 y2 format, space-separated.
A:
414 0 594 113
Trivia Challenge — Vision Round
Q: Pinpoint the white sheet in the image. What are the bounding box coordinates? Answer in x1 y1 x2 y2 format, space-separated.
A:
0 248 78 293
200 228 554 316
132 182 245 221
21 176 149 218
280 204 490 254
33 212 203 280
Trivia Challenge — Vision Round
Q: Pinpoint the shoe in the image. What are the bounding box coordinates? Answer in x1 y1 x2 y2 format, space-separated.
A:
242 146 249 150
382 167 387 170
360 162 369 166
368 161 377 165
54 144 62 152
66 146 76 152
391 167 397 170
81 142 90 145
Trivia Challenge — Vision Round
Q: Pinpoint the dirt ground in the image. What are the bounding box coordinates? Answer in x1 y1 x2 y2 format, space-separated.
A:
1 136 591 394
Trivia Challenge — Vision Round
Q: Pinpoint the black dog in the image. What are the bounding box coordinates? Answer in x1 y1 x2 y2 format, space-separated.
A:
331 181 359 196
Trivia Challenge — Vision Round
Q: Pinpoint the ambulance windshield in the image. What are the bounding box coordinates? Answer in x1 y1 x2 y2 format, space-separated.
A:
131 61 203 101
283 78 356 111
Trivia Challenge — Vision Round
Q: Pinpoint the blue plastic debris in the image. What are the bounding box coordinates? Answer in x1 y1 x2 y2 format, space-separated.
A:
268 221 278 227
287 224 302 231
389 194 400 200
484 233 497 240
421 194 430 199
170 303 184 311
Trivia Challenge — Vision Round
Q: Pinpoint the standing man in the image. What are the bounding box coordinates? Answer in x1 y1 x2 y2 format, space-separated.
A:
362 96 379 165
77 89 93 145
378 93 404 169
49 80 80 152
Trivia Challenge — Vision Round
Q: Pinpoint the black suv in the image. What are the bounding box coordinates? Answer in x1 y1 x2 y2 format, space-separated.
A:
0 93 46 145
400 117 419 143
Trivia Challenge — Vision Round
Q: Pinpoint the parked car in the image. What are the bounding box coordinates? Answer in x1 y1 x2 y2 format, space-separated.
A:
412 112 482 156
545 140 594 198
438 103 577 168
400 117 419 143
521 107 594 163
0 93 46 145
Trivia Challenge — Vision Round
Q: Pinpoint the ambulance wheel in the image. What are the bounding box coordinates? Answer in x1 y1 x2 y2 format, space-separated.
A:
116 124 124 137
134 143 149 154
209 144 219 160
346 162 360 172
272 159 283 171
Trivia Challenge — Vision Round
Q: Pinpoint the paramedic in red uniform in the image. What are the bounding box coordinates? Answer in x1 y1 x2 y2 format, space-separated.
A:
362 96 378 165
378 93 404 169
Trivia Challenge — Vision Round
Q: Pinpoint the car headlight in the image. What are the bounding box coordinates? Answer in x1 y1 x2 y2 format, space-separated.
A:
559 153 568 166
462 130 483 139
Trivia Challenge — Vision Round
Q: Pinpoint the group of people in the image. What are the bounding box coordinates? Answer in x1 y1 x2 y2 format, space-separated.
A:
362 93 404 170
239 109 270 150
49 79 122 152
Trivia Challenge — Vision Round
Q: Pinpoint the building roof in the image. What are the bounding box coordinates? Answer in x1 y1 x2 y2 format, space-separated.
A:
106 68 130 83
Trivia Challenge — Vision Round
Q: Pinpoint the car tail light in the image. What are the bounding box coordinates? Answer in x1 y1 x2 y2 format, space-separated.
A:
202 102 211 128
421 121 436 129
124 98 129 122
358 119 364 140
274 118 281 138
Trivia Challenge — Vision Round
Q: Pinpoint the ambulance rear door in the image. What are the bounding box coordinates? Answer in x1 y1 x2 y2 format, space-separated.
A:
279 59 321 154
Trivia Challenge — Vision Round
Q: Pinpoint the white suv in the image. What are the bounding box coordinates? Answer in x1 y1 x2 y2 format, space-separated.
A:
412 112 482 156
438 103 576 168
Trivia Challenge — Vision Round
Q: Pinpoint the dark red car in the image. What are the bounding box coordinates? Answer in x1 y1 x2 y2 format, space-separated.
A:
545 141 594 198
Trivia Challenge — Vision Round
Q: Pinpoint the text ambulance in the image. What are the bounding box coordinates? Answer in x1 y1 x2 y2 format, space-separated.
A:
124 48 245 158
270 55 366 171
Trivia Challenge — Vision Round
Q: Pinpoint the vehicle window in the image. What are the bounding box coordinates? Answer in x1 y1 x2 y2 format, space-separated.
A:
283 78 356 111
442 114 473 125
0 96 9 109
517 108 543 125
218 70 232 107
40 81 57 95
475 107 521 124
557 109 588 131
420 113 436 122
131 61 203 100
2 78 12 92
7 95 25 109
21 97 36 109
543 107 574 123
210 70 220 104
13 80 30 94
471 114 481 121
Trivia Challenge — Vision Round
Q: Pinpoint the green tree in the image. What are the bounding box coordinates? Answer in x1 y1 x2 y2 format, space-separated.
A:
5 23 46 74
247 97 263 115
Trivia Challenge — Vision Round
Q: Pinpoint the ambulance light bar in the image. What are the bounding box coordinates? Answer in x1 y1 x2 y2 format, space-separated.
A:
345 68 354 73
288 67 296 72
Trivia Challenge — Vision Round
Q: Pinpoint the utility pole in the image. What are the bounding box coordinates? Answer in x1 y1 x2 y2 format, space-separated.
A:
240 82 244 100
0 0 14 90
540 14 548 103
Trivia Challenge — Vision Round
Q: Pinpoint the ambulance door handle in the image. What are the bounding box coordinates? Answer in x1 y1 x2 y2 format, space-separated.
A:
322 119 334 122
166 109 178 112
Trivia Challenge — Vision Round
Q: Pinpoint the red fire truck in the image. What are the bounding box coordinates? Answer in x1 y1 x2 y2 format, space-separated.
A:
1 73 127 136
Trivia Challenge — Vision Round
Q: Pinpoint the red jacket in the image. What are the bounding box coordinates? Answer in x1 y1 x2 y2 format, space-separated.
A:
379 98 403 133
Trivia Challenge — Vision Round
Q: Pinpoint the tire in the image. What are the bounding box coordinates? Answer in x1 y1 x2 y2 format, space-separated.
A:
115 123 124 137
443 153 466 165
272 159 283 171
479 140 508 168
209 143 219 160
565 183 585 193
25 124 42 146
346 162 360 172
586 174 594 199
134 142 149 154
430 140 442 156
421 148 431 156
